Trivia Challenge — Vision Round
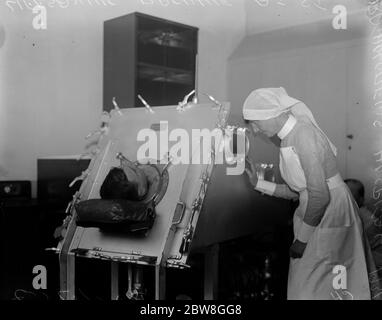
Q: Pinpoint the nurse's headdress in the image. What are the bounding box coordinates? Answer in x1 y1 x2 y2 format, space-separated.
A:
242 87 337 156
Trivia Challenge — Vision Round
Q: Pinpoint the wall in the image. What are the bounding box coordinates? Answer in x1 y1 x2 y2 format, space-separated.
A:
0 0 246 196
244 0 366 35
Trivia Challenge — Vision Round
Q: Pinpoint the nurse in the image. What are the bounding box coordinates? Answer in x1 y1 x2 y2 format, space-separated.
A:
243 87 380 300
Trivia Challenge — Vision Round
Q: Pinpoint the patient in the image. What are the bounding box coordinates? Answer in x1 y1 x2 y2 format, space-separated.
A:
100 160 148 201
100 167 142 200
345 179 382 270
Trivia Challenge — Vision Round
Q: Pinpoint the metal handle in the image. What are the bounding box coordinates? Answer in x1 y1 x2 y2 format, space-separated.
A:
172 202 186 225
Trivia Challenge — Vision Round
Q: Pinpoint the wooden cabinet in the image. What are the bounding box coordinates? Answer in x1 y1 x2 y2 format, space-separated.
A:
103 12 198 112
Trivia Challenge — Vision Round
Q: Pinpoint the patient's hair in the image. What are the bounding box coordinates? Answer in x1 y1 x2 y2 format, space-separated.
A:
100 167 139 201
344 178 365 208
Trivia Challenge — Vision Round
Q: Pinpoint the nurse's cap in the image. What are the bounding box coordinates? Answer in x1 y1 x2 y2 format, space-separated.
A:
242 87 300 121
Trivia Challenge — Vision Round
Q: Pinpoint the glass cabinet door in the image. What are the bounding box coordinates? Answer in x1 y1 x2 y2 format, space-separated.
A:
136 15 197 107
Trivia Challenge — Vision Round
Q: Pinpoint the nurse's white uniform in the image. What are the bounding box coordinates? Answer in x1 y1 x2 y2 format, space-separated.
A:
279 121 377 300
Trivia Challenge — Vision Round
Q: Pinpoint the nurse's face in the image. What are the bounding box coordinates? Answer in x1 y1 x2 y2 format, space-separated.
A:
250 119 278 137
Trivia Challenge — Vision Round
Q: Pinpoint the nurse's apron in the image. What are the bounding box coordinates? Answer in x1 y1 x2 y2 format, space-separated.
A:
280 146 380 300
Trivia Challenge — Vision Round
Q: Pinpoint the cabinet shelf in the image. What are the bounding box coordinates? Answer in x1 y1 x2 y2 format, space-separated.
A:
138 31 195 50
138 62 193 85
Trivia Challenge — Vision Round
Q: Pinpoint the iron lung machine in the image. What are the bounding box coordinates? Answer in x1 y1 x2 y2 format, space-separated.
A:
57 101 230 300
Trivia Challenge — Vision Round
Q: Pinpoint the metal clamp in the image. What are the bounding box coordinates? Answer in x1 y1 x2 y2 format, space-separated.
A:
116 151 130 164
112 97 123 115
69 170 89 188
191 196 203 213
138 94 154 114
177 89 196 111
180 226 194 254
203 93 227 129
65 191 81 214
203 93 221 108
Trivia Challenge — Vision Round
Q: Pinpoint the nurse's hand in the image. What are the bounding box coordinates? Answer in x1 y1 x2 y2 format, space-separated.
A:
245 158 258 188
289 240 307 259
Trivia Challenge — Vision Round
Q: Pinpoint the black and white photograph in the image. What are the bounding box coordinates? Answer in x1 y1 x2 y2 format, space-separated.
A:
0 0 382 307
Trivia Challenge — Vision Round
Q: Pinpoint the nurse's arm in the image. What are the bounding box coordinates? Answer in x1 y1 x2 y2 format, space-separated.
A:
246 160 298 200
274 184 299 200
255 180 299 200
294 127 331 243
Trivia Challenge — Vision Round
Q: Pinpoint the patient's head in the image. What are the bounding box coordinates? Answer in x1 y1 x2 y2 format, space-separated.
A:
100 167 139 200
344 178 365 208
